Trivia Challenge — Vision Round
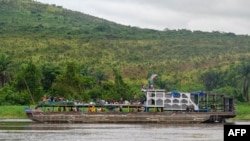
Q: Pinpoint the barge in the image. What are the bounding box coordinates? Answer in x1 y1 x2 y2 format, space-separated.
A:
25 89 236 124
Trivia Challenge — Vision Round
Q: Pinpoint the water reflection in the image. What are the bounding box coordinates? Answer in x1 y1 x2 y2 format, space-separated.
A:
0 119 249 141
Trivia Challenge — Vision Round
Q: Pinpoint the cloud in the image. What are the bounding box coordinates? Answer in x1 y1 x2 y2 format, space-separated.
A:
37 0 250 35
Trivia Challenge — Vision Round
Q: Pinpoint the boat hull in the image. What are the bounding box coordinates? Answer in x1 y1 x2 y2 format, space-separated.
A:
26 111 235 124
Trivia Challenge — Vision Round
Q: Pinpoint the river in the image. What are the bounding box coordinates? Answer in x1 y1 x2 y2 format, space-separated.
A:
0 119 249 141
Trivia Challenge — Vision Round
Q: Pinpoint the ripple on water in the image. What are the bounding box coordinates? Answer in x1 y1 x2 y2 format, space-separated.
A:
1 121 249 141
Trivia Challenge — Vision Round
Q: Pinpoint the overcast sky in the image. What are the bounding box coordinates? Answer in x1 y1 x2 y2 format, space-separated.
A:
36 0 250 35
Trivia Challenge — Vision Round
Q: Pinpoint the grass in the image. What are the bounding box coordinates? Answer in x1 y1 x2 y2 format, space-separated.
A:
234 103 250 120
0 105 29 119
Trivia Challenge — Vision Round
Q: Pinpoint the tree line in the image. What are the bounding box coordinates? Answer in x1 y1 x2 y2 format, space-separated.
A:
0 52 250 106
0 52 141 105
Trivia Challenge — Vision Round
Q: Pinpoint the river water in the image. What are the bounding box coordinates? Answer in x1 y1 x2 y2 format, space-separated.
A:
0 119 249 141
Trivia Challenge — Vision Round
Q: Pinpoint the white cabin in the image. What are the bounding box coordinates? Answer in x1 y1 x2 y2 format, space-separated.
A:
144 89 200 111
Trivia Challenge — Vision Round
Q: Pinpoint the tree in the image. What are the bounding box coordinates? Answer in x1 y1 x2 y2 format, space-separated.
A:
154 78 174 91
0 53 11 88
238 62 250 101
14 61 42 103
112 69 131 101
52 62 79 98
41 63 61 91
94 70 108 86
52 62 95 100
200 70 222 91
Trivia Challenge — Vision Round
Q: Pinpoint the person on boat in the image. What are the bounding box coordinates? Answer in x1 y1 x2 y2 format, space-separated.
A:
141 84 147 92
133 94 137 101
189 105 194 112
186 106 190 112
54 97 58 102
88 106 91 112
140 94 146 104
59 97 64 101
119 97 123 104
97 107 102 112
91 105 96 112
133 107 138 112
101 106 105 112
76 106 80 112
50 96 55 102
140 107 145 112
42 95 47 102
119 105 123 112
48 96 52 102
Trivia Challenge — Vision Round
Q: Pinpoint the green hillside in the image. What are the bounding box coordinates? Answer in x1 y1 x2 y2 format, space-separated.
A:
1 0 250 104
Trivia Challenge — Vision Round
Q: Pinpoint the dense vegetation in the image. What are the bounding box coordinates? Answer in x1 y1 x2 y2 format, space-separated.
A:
1 0 250 106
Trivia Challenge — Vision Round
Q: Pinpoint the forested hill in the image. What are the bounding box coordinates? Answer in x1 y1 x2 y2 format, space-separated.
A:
1 0 250 90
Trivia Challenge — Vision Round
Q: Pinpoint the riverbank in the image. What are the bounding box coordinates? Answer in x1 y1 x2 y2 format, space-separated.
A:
0 106 28 119
0 105 249 121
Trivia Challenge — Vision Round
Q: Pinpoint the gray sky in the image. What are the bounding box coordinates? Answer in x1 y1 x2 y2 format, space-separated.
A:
36 0 250 35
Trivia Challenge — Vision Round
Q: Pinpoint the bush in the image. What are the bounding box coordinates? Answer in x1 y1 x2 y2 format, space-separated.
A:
0 84 31 105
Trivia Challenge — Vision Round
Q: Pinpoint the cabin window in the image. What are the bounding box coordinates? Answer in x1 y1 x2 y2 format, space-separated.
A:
181 99 188 103
165 93 172 98
165 99 171 103
164 104 171 108
182 94 188 98
156 99 163 106
173 99 179 103
172 104 180 109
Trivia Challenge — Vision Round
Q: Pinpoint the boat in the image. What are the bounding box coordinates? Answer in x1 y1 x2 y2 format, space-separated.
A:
25 88 236 124
25 74 236 124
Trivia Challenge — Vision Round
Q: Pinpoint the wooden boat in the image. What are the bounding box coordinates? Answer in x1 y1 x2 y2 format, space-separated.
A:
25 89 236 124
